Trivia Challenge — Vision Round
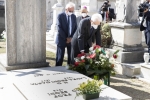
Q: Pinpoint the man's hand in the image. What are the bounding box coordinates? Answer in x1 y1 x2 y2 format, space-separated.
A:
66 38 72 43
80 50 84 54
144 8 148 13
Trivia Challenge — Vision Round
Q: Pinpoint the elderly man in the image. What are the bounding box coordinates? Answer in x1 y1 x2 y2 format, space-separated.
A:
71 13 102 64
55 2 77 66
76 6 90 26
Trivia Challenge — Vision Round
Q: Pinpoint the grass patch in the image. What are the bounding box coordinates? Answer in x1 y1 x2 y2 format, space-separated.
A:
46 51 67 67
0 47 6 53
0 45 67 67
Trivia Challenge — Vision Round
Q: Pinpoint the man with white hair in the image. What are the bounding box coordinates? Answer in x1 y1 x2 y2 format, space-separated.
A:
55 2 77 66
71 13 102 64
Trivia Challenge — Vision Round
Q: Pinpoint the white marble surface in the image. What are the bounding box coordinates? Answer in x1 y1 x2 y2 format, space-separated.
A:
11 67 132 100
111 25 142 47
0 72 26 100
140 63 150 80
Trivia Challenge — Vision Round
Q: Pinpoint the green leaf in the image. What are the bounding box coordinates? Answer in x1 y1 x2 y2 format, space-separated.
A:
114 50 119 54
85 65 90 70
101 49 106 55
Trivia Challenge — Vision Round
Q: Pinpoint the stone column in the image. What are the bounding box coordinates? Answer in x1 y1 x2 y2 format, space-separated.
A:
5 0 49 70
81 0 98 16
109 0 144 63
49 0 63 40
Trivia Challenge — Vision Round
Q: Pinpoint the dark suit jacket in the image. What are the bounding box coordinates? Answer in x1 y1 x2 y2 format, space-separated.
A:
55 12 77 46
140 11 150 31
71 17 101 53
76 15 90 26
100 8 116 21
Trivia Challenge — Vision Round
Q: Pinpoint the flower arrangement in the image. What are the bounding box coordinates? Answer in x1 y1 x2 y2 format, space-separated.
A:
69 45 119 77
74 79 103 100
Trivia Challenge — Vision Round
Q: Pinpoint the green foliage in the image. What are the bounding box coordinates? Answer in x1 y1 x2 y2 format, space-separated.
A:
74 79 103 98
69 45 119 77
100 23 112 47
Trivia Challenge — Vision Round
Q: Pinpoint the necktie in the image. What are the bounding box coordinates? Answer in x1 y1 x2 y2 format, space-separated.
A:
68 16 70 37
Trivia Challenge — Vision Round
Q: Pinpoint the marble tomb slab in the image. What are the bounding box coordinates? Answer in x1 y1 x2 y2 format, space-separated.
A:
11 67 132 100
0 72 26 100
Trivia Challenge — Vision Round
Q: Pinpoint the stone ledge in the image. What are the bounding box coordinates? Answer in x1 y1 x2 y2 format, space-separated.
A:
141 63 150 69
109 22 140 29
115 62 141 77
2 62 49 71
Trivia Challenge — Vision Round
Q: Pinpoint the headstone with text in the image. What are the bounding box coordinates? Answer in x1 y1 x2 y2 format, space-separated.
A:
11 67 132 100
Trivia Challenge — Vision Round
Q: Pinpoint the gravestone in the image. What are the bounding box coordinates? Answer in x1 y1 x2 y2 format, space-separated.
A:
109 0 143 63
4 0 49 70
11 67 132 100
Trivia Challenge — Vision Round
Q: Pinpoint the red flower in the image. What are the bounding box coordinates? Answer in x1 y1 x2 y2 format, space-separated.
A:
93 45 100 50
113 54 117 59
86 56 90 59
89 53 96 59
81 60 85 63
77 53 85 57
74 62 80 66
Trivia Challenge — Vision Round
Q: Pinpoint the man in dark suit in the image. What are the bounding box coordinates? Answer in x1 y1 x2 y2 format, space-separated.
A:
71 13 102 64
140 1 150 53
99 0 116 22
55 2 77 66
76 6 90 26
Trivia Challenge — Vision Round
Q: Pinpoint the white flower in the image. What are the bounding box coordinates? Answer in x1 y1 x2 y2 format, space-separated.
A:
74 58 80 62
81 56 85 60
105 51 110 58
92 50 96 54
109 57 115 64
89 47 94 51
99 48 102 51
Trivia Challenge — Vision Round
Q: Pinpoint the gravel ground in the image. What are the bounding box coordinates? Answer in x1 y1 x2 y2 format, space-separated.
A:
110 74 150 100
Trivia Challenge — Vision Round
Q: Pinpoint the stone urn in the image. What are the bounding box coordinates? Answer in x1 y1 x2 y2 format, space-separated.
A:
143 53 149 64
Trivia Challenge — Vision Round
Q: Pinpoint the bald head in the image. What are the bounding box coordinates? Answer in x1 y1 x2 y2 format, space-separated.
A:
81 6 88 13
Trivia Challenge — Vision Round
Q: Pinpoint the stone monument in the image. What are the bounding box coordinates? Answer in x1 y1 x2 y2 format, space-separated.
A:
49 0 63 40
109 0 144 63
4 0 49 70
81 0 98 16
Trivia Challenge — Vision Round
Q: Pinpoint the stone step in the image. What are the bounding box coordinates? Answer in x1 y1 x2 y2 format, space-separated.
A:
140 63 150 80
115 62 141 77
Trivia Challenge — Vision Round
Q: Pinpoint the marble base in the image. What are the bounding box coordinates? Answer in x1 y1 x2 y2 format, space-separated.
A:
115 62 141 77
0 53 49 71
108 49 144 63
140 63 150 80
